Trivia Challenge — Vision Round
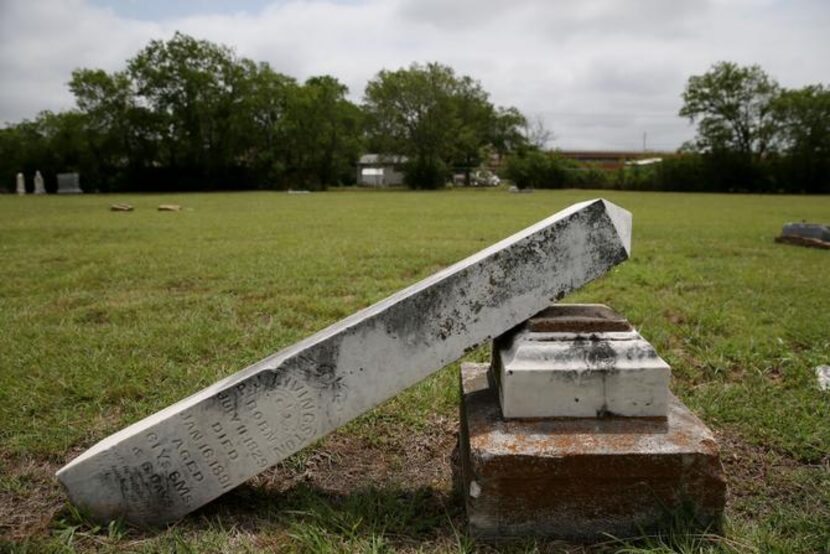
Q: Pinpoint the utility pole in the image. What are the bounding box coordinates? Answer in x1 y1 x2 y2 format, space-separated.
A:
642 132 647 152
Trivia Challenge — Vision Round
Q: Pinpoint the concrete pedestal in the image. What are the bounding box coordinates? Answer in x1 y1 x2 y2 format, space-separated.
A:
458 362 725 541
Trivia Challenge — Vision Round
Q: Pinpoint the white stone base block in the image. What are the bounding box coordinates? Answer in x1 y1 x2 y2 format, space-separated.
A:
494 305 670 418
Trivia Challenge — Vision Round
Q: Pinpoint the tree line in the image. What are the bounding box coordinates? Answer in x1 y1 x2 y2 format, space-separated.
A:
2 37 828 193
0 32 529 192
506 62 830 194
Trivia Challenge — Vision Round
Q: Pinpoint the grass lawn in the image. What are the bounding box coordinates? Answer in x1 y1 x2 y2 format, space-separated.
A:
0 188 828 553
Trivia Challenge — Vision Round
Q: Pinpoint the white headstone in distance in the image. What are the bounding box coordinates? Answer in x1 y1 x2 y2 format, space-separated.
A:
56 198 633 527
33 171 46 195
16 173 25 195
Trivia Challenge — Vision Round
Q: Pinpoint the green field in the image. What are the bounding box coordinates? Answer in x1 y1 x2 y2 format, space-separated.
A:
1 189 828 553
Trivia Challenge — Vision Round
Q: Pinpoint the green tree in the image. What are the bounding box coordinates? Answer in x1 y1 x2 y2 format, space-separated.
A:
448 75 496 185
491 106 528 158
773 84 830 193
283 76 363 189
68 68 156 190
127 32 245 186
364 62 526 188
680 61 780 159
233 61 297 185
363 63 458 188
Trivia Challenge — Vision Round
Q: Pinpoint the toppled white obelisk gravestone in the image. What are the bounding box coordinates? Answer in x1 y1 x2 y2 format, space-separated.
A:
33 171 46 194
16 172 25 195
57 198 632 526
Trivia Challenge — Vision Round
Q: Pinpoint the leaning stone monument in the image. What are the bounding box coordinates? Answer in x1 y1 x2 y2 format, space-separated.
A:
16 172 25 195
57 199 633 526
33 171 46 194
57 172 83 194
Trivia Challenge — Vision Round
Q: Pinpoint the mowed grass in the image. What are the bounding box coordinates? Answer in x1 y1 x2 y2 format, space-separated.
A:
0 189 828 553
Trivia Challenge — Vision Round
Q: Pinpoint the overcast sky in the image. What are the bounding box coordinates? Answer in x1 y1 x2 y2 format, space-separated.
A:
1 0 828 150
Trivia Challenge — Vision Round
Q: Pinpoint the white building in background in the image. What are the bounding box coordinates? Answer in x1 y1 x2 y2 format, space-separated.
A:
624 157 663 167
357 154 407 186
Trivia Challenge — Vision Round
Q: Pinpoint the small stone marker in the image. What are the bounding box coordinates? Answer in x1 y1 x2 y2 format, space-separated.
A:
57 172 83 194
33 171 46 195
459 304 725 540
57 198 632 526
816 365 830 391
111 203 134 212
158 204 182 212
16 173 25 195
776 222 830 249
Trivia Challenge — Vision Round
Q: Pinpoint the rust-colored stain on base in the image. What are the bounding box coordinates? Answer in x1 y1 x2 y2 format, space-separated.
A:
458 363 726 541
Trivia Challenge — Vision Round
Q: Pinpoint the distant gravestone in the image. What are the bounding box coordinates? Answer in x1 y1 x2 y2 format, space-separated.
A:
33 171 46 195
776 222 830 249
57 172 83 194
16 173 25 195
817 365 830 391
782 222 830 242
56 198 632 526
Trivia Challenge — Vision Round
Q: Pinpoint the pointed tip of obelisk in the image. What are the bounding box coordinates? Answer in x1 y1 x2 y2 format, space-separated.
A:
597 198 633 257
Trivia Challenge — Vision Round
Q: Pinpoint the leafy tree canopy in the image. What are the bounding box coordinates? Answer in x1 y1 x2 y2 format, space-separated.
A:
680 61 780 158
363 62 526 188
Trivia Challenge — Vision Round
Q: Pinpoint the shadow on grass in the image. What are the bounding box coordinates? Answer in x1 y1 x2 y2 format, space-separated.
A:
41 482 467 552
45 482 741 553
203 479 463 538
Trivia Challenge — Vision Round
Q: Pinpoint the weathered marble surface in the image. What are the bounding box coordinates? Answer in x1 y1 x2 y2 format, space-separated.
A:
57 198 632 526
493 304 670 418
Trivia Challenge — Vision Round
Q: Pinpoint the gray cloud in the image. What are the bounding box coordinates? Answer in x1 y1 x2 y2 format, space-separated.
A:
1 0 828 150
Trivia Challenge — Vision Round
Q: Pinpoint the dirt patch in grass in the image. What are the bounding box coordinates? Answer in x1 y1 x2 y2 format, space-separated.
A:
1 414 463 546
0 454 65 542
181 413 464 543
717 427 828 519
262 414 458 495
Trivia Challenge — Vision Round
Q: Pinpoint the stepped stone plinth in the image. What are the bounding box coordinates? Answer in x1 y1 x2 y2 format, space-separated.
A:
458 304 725 541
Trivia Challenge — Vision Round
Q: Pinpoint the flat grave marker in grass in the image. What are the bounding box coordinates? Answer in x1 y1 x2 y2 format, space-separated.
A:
775 221 830 249
56 198 632 526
